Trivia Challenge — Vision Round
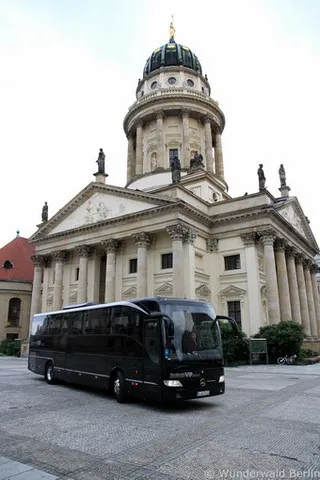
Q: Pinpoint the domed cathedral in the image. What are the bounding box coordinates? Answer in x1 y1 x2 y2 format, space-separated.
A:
29 22 320 343
124 22 227 202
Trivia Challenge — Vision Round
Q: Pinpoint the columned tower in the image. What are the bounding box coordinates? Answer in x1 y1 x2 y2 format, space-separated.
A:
123 23 227 194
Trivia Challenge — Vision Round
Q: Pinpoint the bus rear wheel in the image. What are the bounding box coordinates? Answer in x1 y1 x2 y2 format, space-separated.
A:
45 362 55 384
114 371 126 403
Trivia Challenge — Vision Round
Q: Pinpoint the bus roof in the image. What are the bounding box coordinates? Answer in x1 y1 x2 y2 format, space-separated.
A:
33 300 149 317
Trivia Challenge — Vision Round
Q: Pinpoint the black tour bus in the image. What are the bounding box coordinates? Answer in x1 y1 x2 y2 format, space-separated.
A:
28 297 237 402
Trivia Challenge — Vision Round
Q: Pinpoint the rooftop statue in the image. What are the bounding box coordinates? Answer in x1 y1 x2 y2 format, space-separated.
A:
257 164 266 190
41 201 48 222
190 151 205 170
96 148 105 174
170 155 181 184
279 164 286 187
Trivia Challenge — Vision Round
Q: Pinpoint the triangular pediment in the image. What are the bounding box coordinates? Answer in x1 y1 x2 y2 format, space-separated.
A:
30 182 175 240
275 197 318 249
219 285 246 297
155 282 173 296
122 285 137 299
195 284 211 299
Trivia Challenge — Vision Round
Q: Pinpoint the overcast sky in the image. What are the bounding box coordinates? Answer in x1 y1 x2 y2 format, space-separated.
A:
0 0 319 249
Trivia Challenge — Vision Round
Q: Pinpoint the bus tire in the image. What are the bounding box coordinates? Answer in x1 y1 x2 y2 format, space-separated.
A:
114 371 126 403
45 361 56 384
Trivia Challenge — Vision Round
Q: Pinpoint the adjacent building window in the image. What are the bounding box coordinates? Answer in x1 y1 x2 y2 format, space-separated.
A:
129 258 137 274
8 298 21 327
3 260 13 269
169 148 178 165
228 301 242 328
224 254 241 271
161 253 173 269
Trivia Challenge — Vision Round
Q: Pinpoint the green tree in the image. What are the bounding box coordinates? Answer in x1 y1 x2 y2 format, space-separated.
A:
255 321 304 361
220 323 250 365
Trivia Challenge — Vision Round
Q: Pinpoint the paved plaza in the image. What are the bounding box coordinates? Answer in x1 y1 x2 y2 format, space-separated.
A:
0 357 319 480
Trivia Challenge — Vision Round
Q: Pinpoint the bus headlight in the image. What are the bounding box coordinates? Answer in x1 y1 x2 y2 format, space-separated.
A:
163 380 183 387
218 376 225 383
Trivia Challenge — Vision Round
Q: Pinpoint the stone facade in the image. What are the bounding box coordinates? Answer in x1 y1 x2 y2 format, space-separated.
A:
29 32 320 340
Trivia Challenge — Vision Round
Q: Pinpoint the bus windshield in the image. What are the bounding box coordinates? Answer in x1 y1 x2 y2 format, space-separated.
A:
160 301 222 362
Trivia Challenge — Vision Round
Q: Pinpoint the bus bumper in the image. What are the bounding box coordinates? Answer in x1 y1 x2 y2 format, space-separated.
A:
162 381 225 401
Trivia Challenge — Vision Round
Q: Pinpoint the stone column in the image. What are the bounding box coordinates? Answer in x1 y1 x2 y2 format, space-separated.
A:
304 260 317 337
126 133 134 183
52 251 66 311
181 110 190 169
166 223 187 298
207 237 219 307
311 264 320 336
87 247 101 303
285 247 301 324
29 255 43 332
41 256 51 312
274 239 292 321
75 245 90 304
295 254 311 336
156 111 165 169
214 128 225 179
260 231 281 324
132 232 150 298
135 121 143 175
204 115 214 173
241 233 263 335
183 229 197 298
102 239 118 303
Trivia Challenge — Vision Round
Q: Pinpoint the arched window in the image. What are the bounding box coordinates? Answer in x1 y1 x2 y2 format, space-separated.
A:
8 298 21 327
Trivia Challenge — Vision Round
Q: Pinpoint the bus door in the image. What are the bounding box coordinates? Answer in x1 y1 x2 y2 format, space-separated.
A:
142 319 162 399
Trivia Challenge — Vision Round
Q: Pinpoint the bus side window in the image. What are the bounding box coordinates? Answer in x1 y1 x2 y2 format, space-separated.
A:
67 311 83 334
144 321 159 364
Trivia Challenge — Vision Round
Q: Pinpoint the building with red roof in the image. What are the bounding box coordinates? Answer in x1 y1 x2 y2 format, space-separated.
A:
0 232 35 343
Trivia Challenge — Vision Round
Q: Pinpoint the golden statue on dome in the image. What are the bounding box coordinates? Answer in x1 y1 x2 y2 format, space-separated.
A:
169 15 175 41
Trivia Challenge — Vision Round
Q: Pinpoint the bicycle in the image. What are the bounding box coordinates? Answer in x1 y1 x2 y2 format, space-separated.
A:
277 354 297 365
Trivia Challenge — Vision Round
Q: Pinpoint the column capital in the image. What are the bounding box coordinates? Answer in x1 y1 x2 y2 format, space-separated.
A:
132 232 151 248
181 109 190 118
259 230 276 246
166 223 188 241
183 229 197 245
75 245 91 258
285 246 297 258
274 238 287 252
310 263 319 274
295 253 305 264
206 237 219 253
201 114 212 124
43 255 52 268
136 119 144 129
303 258 313 270
155 110 165 120
241 232 257 247
52 250 67 263
31 255 44 267
126 132 133 140
101 239 119 254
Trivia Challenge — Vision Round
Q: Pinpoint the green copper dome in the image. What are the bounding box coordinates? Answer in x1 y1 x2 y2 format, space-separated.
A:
143 39 203 78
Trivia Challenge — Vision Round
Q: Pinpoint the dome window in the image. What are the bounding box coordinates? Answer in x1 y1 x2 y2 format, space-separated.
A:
3 260 13 269
151 81 158 90
167 77 176 85
187 79 195 88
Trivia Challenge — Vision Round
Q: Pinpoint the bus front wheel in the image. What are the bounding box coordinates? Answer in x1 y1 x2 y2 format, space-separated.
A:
114 371 126 403
45 362 55 385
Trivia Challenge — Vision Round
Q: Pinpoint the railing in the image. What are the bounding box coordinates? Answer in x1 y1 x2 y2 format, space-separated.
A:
127 87 219 111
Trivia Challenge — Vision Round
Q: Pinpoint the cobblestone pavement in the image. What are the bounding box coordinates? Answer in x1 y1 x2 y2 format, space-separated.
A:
0 358 320 480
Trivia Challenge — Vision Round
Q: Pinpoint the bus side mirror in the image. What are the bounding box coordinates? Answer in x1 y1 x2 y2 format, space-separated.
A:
148 312 175 339
215 315 239 336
